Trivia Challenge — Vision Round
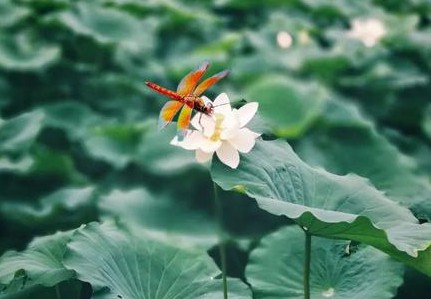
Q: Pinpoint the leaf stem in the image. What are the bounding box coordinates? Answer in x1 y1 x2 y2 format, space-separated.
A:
55 284 62 299
304 231 311 299
213 182 228 299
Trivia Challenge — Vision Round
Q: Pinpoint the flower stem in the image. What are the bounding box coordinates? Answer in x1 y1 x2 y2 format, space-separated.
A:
213 182 228 299
55 284 62 299
304 231 311 299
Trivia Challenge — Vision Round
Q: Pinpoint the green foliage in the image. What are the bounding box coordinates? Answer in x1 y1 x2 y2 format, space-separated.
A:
0 111 44 153
99 188 218 250
296 99 431 220
1 0 431 298
0 231 74 293
245 76 328 137
63 222 251 299
0 33 61 71
247 226 404 299
211 140 431 276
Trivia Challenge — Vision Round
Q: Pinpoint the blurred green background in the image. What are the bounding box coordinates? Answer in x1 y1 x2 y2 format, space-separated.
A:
1 0 431 298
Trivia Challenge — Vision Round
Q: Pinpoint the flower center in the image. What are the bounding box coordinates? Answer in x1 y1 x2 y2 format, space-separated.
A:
209 113 225 142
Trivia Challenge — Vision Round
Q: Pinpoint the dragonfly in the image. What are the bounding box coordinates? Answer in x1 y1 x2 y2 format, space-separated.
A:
145 62 230 139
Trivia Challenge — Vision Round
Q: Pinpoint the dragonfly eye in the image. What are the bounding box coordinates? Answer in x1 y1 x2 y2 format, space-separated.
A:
207 102 214 114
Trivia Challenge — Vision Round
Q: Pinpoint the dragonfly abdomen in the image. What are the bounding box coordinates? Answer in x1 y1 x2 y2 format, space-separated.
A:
145 81 184 102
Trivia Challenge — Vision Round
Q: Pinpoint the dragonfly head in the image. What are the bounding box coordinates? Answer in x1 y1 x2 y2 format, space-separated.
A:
202 101 214 115
195 97 214 115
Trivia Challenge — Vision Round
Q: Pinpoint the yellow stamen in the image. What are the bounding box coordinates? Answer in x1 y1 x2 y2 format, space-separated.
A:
210 114 225 141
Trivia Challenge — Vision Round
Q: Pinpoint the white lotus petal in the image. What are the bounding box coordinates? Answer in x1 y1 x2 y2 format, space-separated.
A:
202 116 216 137
222 110 239 128
216 142 240 169
201 96 212 104
170 135 184 147
170 131 204 150
191 113 215 136
220 126 239 140
213 93 231 115
199 138 222 153
219 110 239 140
228 128 260 153
237 102 258 127
191 113 202 130
195 149 213 163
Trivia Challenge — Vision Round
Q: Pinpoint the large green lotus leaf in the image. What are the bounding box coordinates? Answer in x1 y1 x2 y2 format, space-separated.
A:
0 77 10 110
245 75 328 138
231 14 323 76
299 49 352 83
0 1 30 27
211 140 431 276
423 104 431 140
0 280 82 299
99 188 218 250
0 145 82 180
0 156 33 174
136 124 200 175
0 33 60 71
338 60 428 91
297 99 431 219
314 97 367 127
0 187 96 229
246 226 403 299
406 30 431 65
27 145 84 181
0 231 74 293
105 0 153 13
54 3 150 46
400 137 431 182
83 122 149 169
196 32 242 56
64 222 252 299
82 118 198 172
301 0 372 16
0 110 44 153
158 0 216 25
213 0 292 9
381 13 420 45
80 72 150 114
43 101 103 141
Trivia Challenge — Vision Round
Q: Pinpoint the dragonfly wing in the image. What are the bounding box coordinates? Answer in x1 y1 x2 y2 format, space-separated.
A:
176 105 193 140
176 61 209 96
193 69 230 97
158 100 183 130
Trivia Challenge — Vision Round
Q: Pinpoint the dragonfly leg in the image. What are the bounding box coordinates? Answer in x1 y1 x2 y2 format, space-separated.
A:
197 113 204 131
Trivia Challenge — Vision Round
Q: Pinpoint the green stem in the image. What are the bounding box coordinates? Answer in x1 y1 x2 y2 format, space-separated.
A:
55 284 61 299
304 231 311 299
213 182 228 299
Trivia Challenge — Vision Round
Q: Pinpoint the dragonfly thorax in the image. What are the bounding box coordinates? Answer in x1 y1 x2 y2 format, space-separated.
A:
185 96 214 115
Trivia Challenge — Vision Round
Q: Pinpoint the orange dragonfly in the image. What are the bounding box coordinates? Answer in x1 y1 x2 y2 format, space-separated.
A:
145 62 229 139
